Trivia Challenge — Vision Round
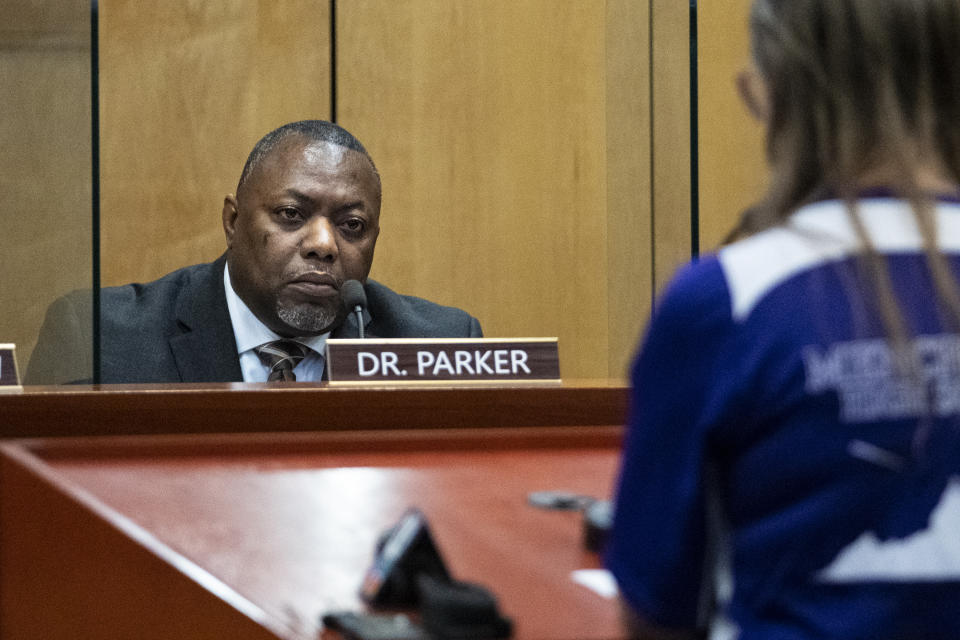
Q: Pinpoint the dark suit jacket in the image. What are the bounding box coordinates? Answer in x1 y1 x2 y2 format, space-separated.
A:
26 254 482 384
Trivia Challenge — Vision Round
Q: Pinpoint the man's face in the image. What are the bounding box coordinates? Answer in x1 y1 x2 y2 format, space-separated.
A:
223 137 381 337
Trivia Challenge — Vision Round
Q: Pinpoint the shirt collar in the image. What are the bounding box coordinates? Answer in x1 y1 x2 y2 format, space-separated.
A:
223 263 329 355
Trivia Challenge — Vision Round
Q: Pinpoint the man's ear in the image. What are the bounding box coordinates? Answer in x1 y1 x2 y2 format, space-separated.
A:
736 66 771 122
222 194 239 248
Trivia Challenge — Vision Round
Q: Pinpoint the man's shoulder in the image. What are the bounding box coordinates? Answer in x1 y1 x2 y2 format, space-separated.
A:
97 256 232 383
101 259 221 308
364 279 482 338
26 258 227 385
364 279 466 315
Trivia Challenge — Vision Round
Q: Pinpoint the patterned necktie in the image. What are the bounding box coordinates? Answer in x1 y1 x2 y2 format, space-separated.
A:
254 340 308 381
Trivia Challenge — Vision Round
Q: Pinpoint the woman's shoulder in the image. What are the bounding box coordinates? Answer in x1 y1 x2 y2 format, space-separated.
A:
653 255 734 334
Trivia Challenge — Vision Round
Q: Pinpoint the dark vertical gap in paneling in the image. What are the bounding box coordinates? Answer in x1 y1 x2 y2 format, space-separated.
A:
689 0 700 259
330 0 337 122
91 0 101 383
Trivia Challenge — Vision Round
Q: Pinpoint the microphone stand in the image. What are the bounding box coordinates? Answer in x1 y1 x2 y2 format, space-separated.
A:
354 305 365 339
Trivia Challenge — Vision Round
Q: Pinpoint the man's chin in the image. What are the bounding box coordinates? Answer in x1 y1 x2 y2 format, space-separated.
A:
276 302 342 335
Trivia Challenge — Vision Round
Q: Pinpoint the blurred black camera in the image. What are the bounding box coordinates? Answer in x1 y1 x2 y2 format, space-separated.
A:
359 508 451 608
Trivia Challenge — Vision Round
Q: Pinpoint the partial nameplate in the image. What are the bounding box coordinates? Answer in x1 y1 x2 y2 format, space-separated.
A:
326 338 560 385
0 343 22 391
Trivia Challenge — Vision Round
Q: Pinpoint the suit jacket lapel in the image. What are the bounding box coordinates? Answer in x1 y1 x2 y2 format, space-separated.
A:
169 254 244 382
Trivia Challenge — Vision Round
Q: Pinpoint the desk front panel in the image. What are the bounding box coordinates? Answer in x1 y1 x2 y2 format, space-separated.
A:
0 380 627 438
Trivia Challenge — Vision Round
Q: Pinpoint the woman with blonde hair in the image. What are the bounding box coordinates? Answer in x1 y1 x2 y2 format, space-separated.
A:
605 1 960 638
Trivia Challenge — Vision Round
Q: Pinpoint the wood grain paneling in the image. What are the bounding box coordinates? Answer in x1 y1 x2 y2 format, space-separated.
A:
606 0 652 378
647 3 765 292
1 0 89 48
650 0 692 296
697 1 767 251
338 0 650 379
0 0 91 376
98 1 331 286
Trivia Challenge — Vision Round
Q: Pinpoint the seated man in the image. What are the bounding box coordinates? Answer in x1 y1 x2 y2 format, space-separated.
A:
27 120 481 384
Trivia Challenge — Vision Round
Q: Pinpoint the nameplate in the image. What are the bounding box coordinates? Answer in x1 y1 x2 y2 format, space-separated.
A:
0 344 22 391
326 338 560 385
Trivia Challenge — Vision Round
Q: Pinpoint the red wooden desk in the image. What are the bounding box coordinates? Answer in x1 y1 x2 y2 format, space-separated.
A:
0 426 626 640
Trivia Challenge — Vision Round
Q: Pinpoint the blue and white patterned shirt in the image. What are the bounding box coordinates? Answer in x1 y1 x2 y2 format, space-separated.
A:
605 195 960 639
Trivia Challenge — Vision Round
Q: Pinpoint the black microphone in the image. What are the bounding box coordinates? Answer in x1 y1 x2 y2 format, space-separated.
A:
341 280 367 339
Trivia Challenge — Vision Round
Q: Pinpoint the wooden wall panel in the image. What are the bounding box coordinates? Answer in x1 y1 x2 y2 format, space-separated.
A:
338 0 649 379
606 0 652 378
0 0 92 375
3 0 89 48
650 0 692 296
99 1 331 286
697 1 767 251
